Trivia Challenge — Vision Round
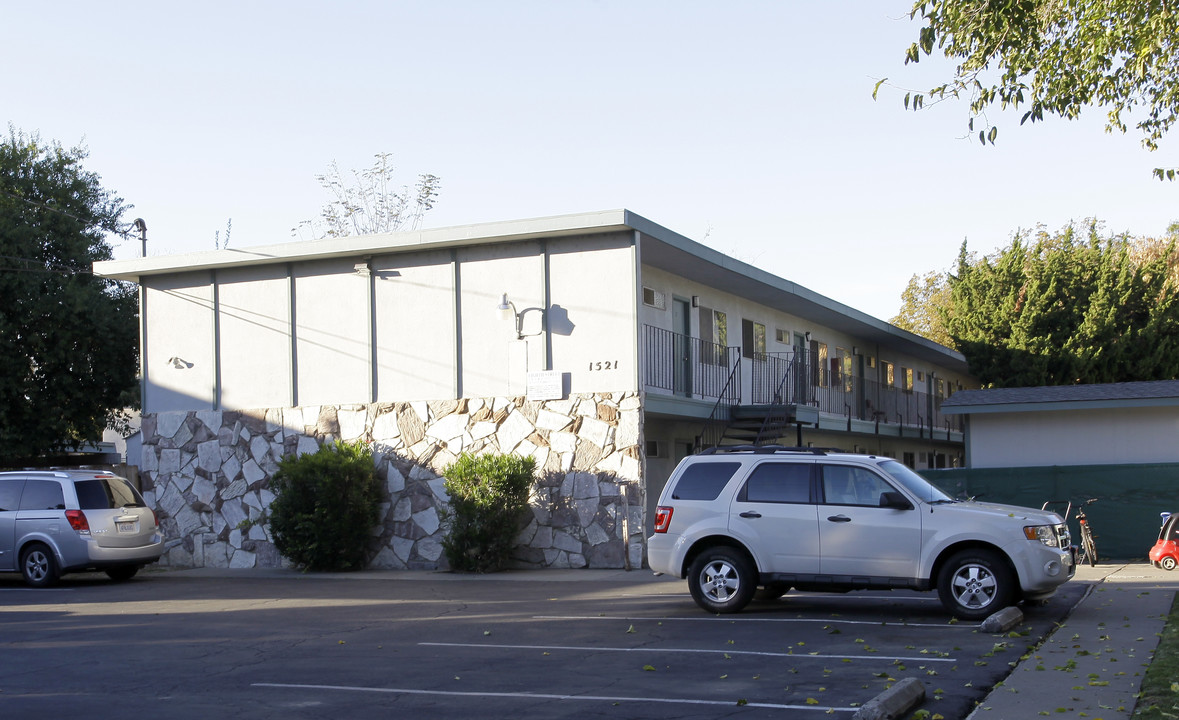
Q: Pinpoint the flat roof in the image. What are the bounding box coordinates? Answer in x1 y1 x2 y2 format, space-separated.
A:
941 380 1179 415
94 209 968 372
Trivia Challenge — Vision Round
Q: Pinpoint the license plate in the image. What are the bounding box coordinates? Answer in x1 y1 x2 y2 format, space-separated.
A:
117 521 137 533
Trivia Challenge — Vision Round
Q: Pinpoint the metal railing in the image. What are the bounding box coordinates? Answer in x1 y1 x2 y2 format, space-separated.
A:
695 357 742 452
750 350 964 435
642 325 741 402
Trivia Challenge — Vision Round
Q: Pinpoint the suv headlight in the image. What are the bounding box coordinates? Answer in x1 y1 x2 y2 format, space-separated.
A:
1024 525 1060 547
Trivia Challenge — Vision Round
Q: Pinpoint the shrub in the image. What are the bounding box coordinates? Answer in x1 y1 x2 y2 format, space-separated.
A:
441 453 536 573
269 440 382 571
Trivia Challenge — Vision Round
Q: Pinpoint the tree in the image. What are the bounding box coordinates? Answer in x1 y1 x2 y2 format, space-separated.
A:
0 127 139 462
939 222 1179 387
892 1 1178 179
292 152 441 239
891 268 955 347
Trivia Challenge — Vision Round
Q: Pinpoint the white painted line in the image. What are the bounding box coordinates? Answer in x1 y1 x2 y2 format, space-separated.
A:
420 641 957 663
252 682 857 713
534 614 975 629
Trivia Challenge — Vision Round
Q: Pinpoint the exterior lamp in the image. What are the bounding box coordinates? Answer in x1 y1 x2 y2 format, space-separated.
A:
497 292 546 340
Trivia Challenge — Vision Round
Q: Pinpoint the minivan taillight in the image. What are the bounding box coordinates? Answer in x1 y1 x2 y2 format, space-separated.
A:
66 509 91 535
654 506 673 533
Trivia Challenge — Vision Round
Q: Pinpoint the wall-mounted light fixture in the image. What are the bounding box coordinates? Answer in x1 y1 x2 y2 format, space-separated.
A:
691 295 700 308
168 356 193 369
497 293 547 340
354 260 371 276
804 331 811 343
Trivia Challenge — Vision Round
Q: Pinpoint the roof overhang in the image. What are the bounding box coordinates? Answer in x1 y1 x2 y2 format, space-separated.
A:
94 208 968 373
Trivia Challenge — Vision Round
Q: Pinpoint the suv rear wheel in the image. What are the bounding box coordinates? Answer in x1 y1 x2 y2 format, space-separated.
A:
937 549 1013 620
687 547 757 614
20 544 59 588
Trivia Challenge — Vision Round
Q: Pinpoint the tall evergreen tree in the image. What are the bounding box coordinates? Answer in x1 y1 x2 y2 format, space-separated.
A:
942 222 1179 387
0 127 138 461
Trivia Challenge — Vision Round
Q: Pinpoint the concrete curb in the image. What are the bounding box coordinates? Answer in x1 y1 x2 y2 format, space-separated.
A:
853 677 925 720
979 605 1024 633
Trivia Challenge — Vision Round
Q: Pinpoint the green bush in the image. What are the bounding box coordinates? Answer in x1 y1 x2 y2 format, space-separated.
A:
441 453 536 573
269 440 382 571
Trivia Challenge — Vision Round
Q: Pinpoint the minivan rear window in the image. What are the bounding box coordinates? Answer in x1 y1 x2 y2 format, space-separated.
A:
75 478 146 510
671 462 741 501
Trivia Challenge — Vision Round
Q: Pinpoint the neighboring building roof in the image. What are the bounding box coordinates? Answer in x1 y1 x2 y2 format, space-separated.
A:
94 209 969 372
941 380 1179 415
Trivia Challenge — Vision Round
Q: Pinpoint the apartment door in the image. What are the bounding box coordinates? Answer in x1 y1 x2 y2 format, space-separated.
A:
672 298 692 397
793 332 808 404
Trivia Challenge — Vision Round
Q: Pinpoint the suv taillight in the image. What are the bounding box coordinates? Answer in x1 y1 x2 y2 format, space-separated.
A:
654 506 673 533
66 509 91 535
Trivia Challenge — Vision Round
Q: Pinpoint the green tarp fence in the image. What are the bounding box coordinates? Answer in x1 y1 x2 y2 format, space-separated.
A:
919 463 1179 562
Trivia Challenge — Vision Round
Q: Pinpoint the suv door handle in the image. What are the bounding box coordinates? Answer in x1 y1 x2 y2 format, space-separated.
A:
739 511 762 519
827 515 852 523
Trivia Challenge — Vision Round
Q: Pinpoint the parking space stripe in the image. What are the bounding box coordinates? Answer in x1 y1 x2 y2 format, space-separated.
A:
534 614 975 629
252 682 858 713
420 641 957 663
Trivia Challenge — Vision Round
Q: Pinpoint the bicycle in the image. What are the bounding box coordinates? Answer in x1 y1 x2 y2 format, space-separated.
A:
1041 498 1099 567
1076 498 1099 567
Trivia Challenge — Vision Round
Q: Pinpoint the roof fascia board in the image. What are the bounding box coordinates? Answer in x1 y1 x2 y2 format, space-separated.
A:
94 209 635 281
942 396 1179 415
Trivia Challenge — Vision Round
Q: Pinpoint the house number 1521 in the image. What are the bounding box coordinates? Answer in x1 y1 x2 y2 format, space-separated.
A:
588 361 618 371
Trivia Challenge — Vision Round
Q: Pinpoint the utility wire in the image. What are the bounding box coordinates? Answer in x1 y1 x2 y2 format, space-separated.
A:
0 188 137 240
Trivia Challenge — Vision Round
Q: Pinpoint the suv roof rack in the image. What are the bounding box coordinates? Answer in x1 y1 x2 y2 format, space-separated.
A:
699 445 845 456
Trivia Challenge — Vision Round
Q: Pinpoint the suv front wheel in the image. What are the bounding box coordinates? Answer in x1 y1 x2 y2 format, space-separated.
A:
687 547 757 614
937 549 1014 620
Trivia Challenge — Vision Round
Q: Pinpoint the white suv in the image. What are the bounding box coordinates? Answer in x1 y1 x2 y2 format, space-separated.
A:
647 447 1074 620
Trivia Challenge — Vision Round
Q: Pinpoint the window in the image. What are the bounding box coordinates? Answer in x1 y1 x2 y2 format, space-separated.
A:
700 307 728 365
775 328 789 344
867 356 877 370
642 286 666 310
812 341 828 387
917 370 925 383
19 480 65 511
0 478 23 511
903 367 914 393
75 478 146 510
670 462 740 501
741 319 766 359
883 361 895 386
835 347 853 393
741 463 812 503
820 465 894 506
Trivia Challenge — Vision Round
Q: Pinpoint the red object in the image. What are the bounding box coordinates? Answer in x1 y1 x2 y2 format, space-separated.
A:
1150 513 1178 571
65 509 91 534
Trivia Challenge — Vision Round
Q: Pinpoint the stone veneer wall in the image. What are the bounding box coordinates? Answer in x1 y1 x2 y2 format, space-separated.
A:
138 392 644 571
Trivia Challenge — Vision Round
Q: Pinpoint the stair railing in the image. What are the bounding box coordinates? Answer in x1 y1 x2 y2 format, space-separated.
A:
695 356 742 453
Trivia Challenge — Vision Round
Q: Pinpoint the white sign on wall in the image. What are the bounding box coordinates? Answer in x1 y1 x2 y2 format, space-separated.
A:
526 370 564 401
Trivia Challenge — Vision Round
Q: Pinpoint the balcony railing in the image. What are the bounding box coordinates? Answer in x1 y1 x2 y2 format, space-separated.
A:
642 325 741 402
751 350 964 434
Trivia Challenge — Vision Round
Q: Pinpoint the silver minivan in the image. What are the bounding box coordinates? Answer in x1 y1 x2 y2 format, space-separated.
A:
0 470 163 587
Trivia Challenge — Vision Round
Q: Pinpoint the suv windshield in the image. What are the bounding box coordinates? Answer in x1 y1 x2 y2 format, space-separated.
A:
878 460 953 503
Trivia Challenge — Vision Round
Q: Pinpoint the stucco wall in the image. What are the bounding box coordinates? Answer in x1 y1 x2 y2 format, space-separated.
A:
138 392 644 571
139 232 638 415
965 406 1179 468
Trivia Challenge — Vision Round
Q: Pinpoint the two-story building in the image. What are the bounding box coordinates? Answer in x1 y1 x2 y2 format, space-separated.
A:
95 209 973 571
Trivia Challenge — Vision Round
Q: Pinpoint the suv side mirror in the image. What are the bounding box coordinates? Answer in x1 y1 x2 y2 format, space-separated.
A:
880 491 913 510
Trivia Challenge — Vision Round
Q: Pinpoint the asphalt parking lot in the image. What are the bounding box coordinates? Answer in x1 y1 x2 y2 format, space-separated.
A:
0 568 1087 719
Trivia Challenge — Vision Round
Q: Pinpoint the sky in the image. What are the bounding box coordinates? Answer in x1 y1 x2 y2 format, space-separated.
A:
4 1 1176 322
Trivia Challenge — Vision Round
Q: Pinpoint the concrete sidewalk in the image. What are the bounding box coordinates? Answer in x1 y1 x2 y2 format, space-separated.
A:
968 562 1178 720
